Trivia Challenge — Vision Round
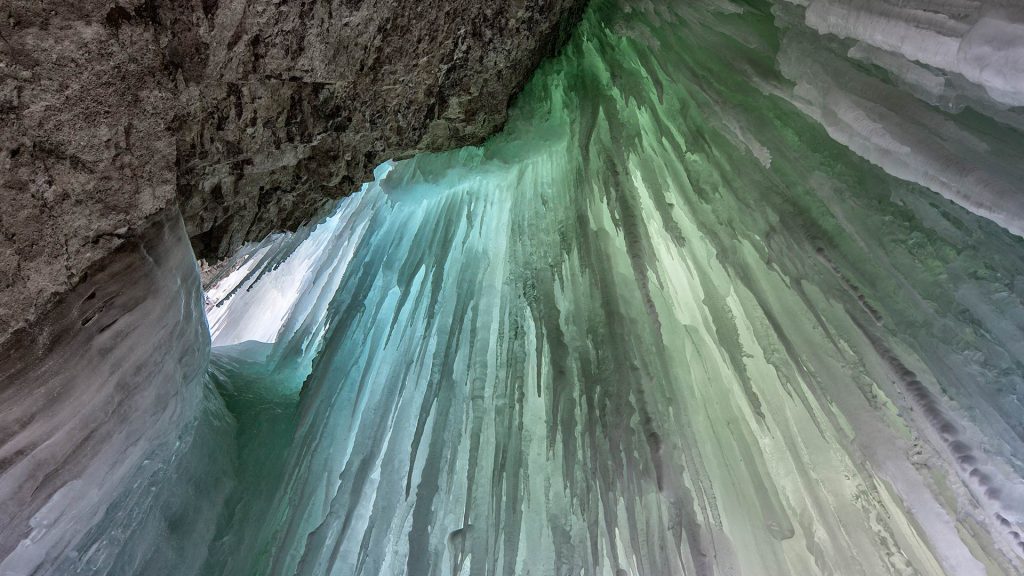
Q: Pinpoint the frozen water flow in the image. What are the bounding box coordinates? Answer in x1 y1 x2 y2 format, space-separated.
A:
198 1 1024 573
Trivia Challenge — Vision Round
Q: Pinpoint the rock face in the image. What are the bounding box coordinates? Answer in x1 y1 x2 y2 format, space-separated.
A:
0 0 586 340
0 0 180 344
179 0 587 261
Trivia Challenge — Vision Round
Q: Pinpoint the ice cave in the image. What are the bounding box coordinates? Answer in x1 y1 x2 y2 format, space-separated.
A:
4 0 1024 574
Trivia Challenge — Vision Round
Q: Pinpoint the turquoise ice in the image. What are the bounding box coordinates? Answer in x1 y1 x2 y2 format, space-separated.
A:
195 1 1024 574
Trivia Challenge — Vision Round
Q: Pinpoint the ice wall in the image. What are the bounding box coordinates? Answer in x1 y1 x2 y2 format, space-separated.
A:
796 0 1024 108
0 210 233 575
203 0 1024 574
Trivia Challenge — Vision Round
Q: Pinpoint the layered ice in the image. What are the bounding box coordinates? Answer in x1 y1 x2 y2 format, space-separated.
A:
797 0 1024 107
775 0 1024 236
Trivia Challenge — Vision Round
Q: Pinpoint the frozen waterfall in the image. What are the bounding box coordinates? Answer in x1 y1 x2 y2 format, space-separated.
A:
198 0 1024 573
5 0 1024 574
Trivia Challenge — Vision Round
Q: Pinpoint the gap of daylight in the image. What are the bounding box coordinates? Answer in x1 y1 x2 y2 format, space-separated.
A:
198 0 1024 574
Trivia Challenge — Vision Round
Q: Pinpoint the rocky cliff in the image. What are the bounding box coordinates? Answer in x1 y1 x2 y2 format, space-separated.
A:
0 0 586 341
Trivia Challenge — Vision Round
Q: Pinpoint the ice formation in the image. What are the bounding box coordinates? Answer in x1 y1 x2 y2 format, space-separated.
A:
0 211 233 575
4 0 1024 574
798 0 1024 108
195 1 1024 573
776 0 1024 236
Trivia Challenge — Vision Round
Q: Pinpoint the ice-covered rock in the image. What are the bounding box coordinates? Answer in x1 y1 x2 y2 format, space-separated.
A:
5 0 1024 574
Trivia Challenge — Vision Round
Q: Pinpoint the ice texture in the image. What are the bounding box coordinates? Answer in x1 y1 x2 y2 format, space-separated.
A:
0 210 234 575
799 0 1024 107
778 0 1024 235
200 0 1024 574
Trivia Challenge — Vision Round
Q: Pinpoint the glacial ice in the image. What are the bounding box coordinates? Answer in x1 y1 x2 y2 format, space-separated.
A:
4 0 1024 574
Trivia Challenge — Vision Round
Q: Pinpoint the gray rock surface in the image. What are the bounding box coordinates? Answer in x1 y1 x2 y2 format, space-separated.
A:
0 0 586 341
0 0 179 343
